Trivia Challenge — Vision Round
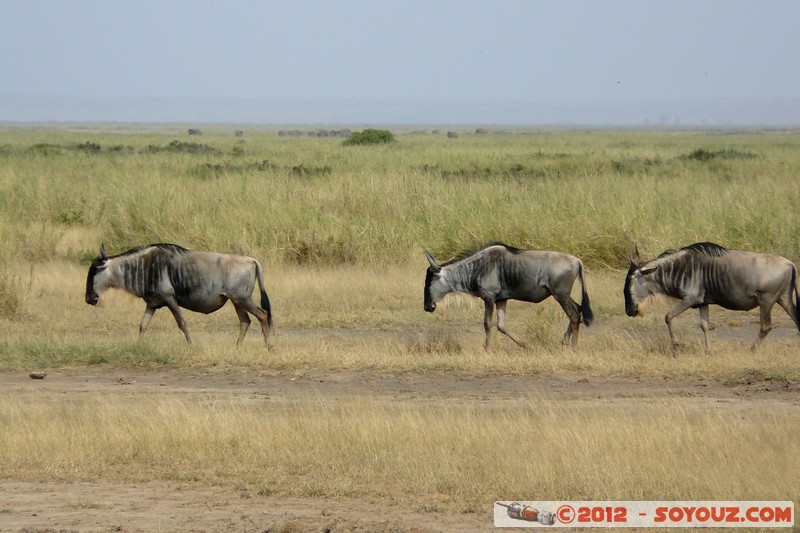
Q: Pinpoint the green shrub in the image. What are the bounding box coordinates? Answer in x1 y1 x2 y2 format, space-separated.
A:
144 140 221 155
682 148 757 161
28 143 63 156
343 129 395 146
74 141 102 154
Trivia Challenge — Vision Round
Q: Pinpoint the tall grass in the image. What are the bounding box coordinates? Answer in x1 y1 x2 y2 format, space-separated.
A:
0 261 32 318
1 127 798 267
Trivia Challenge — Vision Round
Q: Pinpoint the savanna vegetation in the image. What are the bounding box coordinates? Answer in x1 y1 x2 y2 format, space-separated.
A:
1 126 798 268
1 125 798 521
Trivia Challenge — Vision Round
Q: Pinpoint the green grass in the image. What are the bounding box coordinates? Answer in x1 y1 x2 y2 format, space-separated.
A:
1 127 798 267
0 337 179 368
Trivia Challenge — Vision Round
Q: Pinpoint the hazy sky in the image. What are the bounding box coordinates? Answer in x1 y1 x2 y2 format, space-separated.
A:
1 0 798 103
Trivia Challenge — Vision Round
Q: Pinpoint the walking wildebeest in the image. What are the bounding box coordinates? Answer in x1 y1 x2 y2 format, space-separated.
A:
423 242 593 349
624 242 800 353
85 243 273 347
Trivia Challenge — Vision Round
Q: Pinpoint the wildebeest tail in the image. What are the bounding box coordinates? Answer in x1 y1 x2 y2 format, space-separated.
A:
255 261 273 327
578 260 594 326
791 265 800 332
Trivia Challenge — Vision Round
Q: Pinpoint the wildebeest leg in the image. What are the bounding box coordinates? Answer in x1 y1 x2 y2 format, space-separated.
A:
495 300 526 349
237 299 271 348
139 305 157 339
664 300 695 354
698 304 711 354
165 300 192 345
232 302 251 346
554 295 581 348
753 302 775 350
483 300 494 350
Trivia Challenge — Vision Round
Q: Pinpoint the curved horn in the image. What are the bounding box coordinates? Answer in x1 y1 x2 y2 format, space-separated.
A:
424 250 441 272
629 244 641 266
100 243 108 260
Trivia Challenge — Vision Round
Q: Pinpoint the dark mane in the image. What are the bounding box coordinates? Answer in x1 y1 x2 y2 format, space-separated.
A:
681 242 728 257
149 243 191 255
96 243 191 262
443 241 524 265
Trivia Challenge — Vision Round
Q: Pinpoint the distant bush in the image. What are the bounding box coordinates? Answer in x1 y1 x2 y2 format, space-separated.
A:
189 159 329 179
28 143 63 156
144 140 221 155
343 129 395 146
682 148 757 161
74 141 102 154
290 164 332 177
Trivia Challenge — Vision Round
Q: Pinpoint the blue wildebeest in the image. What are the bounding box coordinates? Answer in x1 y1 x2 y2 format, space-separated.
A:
624 242 800 353
423 243 593 349
85 243 273 347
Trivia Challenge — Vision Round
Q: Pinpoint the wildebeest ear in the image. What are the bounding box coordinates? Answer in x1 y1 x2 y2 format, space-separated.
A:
639 265 658 276
100 243 108 260
424 250 441 272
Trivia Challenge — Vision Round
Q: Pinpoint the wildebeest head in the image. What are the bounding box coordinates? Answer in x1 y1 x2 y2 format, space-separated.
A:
423 250 446 312
85 244 110 305
623 247 659 317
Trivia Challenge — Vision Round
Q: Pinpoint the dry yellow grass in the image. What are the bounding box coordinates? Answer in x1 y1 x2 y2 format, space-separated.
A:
1 392 797 510
1 261 798 384
2 262 797 513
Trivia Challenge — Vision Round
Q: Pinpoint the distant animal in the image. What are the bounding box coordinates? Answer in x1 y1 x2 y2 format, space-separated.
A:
85 243 273 347
423 243 593 349
624 242 800 353
187 128 202 135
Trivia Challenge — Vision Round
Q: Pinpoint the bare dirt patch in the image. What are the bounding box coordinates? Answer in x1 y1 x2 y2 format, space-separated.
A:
2 365 798 532
1 479 484 533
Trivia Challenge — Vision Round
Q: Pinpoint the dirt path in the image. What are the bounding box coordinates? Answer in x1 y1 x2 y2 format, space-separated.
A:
2 364 799 406
1 479 489 533
1 367 798 532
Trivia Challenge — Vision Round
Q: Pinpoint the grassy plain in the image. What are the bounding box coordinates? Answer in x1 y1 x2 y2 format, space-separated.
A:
3 393 798 513
1 126 799 524
1 122 798 377
1 126 799 267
